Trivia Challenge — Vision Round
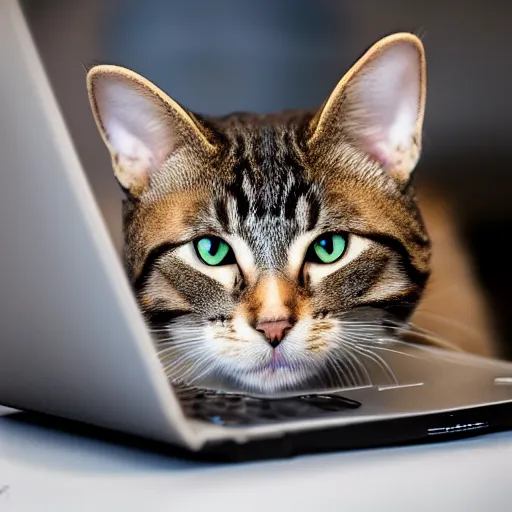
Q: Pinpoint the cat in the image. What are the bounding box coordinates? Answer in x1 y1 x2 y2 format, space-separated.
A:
86 32 497 394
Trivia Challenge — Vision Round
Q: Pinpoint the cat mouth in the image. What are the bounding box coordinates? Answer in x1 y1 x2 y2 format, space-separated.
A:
249 351 297 375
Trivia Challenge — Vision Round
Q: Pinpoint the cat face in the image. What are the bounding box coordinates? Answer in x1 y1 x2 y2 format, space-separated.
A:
87 33 431 393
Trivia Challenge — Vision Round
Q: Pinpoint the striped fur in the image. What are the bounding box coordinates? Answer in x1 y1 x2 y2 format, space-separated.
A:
87 33 497 393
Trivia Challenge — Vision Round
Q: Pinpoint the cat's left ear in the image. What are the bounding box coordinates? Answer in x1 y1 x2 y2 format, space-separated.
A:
87 65 216 197
308 33 426 182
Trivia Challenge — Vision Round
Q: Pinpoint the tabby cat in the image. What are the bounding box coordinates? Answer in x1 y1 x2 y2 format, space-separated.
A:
86 33 496 394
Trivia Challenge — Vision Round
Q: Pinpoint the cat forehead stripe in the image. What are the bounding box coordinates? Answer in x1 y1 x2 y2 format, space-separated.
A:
221 127 320 223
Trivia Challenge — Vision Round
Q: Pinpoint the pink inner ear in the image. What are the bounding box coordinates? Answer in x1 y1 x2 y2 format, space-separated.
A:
95 76 176 176
370 144 392 169
345 42 422 173
109 118 155 172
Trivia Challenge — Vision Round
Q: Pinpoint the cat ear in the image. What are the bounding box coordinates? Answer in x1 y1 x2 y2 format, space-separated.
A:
87 65 215 197
308 33 426 182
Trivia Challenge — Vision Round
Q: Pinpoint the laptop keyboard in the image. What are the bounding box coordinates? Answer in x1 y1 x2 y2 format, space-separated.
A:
175 387 361 426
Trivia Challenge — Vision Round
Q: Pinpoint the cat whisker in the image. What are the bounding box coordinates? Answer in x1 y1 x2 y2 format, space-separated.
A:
151 329 175 335
161 357 201 377
338 346 371 387
342 337 399 385
187 362 216 386
346 347 373 386
167 353 214 384
164 337 206 346
373 336 470 360
356 341 425 361
158 350 204 369
413 310 487 342
158 345 206 368
325 351 352 388
383 321 465 352
156 338 205 349
341 315 466 353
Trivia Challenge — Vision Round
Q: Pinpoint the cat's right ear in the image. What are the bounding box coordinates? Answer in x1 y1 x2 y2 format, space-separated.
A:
87 65 215 197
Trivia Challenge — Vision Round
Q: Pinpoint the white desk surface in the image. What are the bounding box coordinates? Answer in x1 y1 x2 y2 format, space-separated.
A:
1 407 511 511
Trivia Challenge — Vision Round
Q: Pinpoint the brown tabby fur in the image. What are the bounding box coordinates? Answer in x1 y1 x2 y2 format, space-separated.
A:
413 188 496 357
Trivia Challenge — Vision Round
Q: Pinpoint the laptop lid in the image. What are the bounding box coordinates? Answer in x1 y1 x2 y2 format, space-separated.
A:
0 0 206 450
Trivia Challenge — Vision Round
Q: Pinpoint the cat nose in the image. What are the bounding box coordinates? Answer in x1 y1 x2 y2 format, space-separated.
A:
256 319 294 348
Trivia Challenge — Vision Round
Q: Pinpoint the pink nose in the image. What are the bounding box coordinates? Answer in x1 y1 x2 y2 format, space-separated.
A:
256 319 294 348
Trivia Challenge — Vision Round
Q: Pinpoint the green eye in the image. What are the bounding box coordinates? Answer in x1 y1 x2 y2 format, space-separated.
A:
194 236 234 266
310 233 347 264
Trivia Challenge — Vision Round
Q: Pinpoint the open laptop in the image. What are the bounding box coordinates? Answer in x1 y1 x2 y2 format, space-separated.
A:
1 0 512 461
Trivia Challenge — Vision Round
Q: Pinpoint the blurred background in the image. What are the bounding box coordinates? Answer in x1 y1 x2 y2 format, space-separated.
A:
21 0 512 356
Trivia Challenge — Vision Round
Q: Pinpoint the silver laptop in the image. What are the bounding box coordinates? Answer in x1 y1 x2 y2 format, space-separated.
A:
1 0 512 461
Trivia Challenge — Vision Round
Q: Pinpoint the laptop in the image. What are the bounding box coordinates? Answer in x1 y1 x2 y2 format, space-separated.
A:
1 0 512 462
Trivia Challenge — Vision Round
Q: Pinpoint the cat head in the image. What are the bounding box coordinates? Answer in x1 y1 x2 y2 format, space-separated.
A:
87 33 430 393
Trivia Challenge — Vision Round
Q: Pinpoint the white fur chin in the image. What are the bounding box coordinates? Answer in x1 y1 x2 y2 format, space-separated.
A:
231 368 313 394
210 317 336 393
